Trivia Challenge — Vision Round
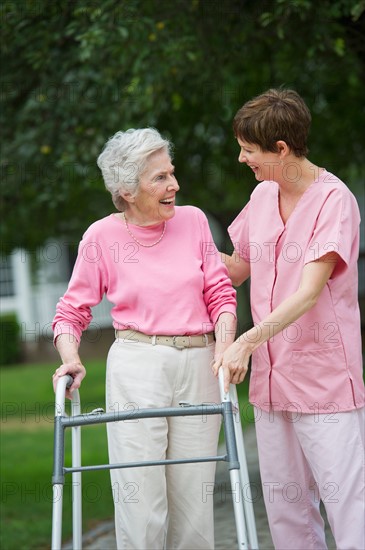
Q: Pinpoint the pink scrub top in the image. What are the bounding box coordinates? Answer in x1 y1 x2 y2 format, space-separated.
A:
229 170 364 413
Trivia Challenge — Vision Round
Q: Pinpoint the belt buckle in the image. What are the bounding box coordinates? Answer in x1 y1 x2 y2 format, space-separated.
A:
172 336 189 349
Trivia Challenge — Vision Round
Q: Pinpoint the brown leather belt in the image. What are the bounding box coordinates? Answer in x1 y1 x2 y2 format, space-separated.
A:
115 330 214 349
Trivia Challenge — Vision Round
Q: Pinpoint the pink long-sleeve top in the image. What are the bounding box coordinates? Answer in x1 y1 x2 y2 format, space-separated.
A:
53 206 236 342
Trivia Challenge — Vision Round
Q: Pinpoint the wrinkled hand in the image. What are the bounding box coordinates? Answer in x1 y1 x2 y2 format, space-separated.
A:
52 362 86 400
212 339 252 393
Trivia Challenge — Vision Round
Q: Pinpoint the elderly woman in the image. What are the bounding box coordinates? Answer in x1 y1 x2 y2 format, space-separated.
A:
52 128 237 550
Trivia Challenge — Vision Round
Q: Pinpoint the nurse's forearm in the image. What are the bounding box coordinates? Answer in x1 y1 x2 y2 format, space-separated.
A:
238 287 316 352
238 255 337 352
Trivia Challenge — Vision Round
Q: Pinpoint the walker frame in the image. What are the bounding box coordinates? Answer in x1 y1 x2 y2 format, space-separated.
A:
51 370 259 549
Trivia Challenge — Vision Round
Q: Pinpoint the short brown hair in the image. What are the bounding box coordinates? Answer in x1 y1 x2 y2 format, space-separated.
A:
233 89 311 157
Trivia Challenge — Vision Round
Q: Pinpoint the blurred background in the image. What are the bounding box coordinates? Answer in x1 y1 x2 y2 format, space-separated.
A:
1 0 364 364
0 1 364 548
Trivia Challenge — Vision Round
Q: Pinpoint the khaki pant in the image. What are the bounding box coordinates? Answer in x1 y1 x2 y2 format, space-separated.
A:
106 339 221 550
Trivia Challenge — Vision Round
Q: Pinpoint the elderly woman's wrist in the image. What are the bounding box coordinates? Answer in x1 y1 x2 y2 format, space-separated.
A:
60 357 83 368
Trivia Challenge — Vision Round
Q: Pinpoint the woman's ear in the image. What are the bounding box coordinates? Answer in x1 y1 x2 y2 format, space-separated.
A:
276 140 290 159
120 189 135 204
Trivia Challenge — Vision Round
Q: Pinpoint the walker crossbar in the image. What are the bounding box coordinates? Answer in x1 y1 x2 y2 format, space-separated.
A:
64 454 228 474
59 402 226 426
52 402 240 484
51 374 259 550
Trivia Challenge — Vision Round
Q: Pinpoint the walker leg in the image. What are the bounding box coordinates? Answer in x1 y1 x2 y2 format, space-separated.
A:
232 396 259 550
218 370 259 549
72 425 82 549
52 376 82 550
71 398 82 549
229 469 249 550
51 484 64 550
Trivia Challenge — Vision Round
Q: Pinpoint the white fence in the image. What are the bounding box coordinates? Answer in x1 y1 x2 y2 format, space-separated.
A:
29 283 113 342
1 248 114 345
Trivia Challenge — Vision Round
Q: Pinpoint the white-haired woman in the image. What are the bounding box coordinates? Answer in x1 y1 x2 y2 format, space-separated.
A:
52 128 237 549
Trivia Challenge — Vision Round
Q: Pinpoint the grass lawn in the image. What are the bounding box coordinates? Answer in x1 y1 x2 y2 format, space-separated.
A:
1 360 252 550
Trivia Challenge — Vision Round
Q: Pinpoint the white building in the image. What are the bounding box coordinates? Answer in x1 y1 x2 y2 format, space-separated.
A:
0 241 113 361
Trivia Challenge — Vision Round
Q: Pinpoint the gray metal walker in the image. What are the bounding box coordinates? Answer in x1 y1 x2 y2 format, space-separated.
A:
51 369 259 549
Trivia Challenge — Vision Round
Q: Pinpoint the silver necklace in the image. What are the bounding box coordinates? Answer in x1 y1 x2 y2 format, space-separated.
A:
122 212 166 247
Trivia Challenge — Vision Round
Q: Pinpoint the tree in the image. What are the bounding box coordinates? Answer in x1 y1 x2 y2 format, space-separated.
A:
1 0 364 253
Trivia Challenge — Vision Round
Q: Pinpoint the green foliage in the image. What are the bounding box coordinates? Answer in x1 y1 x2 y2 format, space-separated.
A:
0 314 21 365
1 0 364 252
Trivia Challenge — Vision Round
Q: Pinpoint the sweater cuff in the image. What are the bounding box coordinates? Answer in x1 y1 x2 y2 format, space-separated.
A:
53 323 82 347
212 305 237 326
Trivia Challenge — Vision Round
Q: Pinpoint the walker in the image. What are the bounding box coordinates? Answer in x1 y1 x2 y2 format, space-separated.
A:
51 369 259 549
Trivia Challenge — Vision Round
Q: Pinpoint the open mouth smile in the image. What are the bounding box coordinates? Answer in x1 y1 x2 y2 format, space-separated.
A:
159 198 175 205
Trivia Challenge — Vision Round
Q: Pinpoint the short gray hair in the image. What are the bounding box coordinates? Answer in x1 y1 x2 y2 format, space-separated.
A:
97 128 173 211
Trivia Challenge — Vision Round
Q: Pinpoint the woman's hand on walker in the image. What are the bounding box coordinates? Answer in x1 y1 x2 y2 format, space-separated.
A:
212 339 251 393
52 361 86 399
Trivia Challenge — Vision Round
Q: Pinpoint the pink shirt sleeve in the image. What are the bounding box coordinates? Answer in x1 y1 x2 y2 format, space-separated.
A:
304 185 361 273
227 203 251 262
52 230 107 343
197 209 237 324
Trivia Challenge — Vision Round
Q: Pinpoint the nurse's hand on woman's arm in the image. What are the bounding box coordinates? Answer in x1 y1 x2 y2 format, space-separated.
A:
52 333 86 399
221 251 250 286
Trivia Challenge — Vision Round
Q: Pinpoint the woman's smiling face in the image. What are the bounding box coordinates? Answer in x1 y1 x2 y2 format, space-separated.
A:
237 137 282 182
123 148 180 225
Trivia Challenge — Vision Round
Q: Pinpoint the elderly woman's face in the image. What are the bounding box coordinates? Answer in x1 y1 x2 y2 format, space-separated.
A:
126 148 179 225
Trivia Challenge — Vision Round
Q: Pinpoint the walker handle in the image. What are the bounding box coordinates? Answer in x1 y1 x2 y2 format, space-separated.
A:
218 367 229 402
65 374 74 388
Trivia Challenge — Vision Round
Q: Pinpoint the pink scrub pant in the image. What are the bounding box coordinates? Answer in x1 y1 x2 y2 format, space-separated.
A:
254 406 365 550
106 339 220 550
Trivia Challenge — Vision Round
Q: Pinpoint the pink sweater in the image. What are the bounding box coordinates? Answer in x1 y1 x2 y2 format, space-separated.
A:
53 206 236 342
